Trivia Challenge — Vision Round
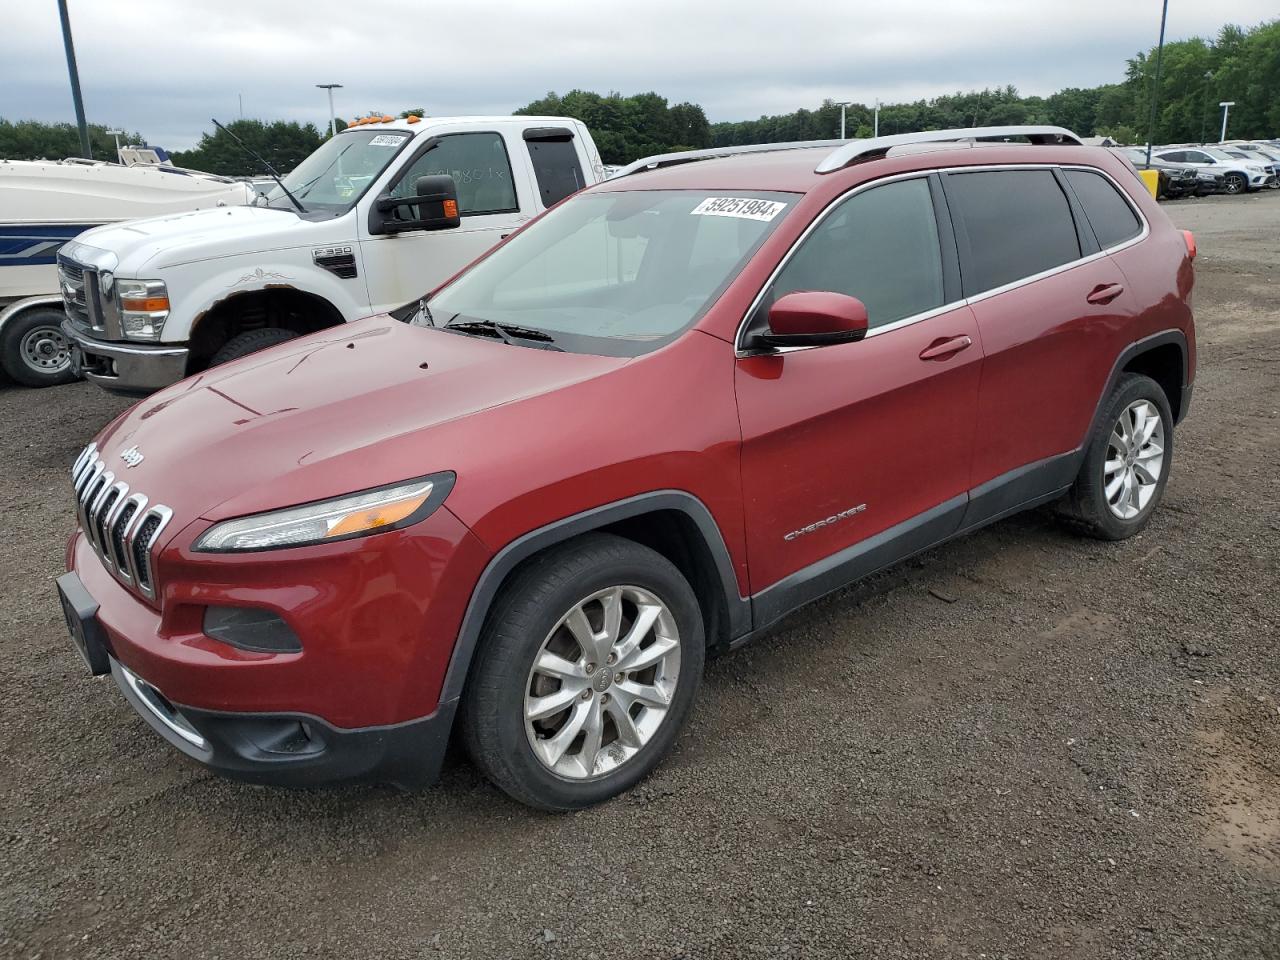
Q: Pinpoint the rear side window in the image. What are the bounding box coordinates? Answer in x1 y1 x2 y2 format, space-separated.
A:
1065 169 1142 249
525 136 586 208
770 177 945 329
946 170 1080 295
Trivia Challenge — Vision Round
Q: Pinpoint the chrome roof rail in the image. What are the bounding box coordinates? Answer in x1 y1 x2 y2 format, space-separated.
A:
610 139 847 179
814 125 1083 174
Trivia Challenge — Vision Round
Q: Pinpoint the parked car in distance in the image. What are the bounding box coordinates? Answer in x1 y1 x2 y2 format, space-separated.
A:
1113 148 1207 198
1153 146 1274 194
59 126 1196 810
1220 147 1280 186
58 115 606 396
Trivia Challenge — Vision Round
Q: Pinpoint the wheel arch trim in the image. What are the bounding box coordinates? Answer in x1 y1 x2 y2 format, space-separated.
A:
438 491 749 708
1087 328 1190 436
0 295 64 336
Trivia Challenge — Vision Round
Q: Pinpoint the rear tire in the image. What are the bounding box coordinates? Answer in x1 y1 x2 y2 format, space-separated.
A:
210 327 298 366
1060 373 1173 540
0 308 78 387
462 533 704 811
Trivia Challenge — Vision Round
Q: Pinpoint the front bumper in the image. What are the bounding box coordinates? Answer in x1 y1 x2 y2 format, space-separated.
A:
63 321 188 396
110 657 456 788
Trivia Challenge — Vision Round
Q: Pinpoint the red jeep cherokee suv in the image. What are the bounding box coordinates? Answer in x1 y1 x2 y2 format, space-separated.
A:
59 126 1195 810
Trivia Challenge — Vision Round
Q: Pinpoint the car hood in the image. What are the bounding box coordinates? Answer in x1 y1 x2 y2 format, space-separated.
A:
74 205 311 273
93 315 629 527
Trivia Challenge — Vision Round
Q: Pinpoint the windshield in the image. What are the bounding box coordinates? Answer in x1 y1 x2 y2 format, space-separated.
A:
425 189 795 356
260 129 413 214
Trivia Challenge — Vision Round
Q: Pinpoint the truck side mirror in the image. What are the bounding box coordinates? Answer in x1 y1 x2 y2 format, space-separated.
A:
369 174 462 235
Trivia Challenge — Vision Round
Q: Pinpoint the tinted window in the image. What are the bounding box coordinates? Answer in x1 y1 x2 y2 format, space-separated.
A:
770 177 944 329
1064 169 1141 249
947 170 1080 295
526 137 586 207
1157 151 1185 163
392 132 517 216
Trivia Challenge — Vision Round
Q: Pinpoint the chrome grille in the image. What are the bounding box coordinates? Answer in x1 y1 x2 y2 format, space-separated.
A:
70 443 173 600
58 255 104 331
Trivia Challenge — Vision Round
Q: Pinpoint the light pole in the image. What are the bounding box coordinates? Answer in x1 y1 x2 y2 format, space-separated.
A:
874 99 880 138
1218 101 1235 142
106 128 124 163
1144 0 1169 167
316 83 343 137
835 101 852 140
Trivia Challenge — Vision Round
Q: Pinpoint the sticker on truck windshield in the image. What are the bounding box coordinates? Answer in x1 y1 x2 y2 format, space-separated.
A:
368 134 407 147
690 197 788 221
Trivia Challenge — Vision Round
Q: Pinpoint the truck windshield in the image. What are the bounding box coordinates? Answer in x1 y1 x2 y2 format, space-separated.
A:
425 189 796 356
259 129 413 214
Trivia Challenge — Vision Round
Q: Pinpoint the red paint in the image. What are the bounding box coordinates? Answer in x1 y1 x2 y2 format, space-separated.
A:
70 143 1195 731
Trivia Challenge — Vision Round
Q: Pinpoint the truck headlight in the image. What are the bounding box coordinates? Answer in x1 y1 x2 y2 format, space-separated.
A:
117 279 170 341
193 474 455 552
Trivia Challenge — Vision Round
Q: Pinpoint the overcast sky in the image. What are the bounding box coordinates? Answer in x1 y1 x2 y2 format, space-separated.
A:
1 1 1273 150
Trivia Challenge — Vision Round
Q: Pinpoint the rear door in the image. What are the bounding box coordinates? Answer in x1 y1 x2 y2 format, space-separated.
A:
736 174 982 606
943 166 1138 503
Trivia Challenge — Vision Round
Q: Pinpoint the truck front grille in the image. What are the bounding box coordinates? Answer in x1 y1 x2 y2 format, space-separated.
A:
71 443 173 600
58 255 104 332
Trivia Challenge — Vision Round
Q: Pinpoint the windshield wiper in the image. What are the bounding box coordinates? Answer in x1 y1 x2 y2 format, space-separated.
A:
444 319 562 350
212 118 306 214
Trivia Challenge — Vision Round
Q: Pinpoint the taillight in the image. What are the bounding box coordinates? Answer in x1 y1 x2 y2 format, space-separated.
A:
1181 229 1197 260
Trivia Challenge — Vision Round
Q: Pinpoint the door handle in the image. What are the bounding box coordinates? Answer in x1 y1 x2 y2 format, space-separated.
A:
1086 282 1125 305
919 335 973 361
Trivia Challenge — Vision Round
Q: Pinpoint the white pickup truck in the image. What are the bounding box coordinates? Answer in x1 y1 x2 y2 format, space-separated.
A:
59 115 605 395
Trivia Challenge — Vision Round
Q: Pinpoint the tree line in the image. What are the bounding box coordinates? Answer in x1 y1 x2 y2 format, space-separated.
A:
0 18 1274 173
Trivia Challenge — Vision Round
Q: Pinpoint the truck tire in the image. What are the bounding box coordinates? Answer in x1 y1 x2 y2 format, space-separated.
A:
462 533 705 811
210 327 299 366
0 307 78 387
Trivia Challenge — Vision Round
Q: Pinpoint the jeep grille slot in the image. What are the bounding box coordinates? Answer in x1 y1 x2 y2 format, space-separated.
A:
71 443 173 601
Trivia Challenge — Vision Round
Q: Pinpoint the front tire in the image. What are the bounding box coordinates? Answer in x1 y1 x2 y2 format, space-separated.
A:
462 533 704 811
210 327 299 366
0 308 78 387
1061 373 1173 540
1223 173 1247 195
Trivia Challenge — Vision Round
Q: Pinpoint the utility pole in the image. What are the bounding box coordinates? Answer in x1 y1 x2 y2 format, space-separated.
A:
1199 71 1213 144
1219 101 1235 142
238 94 243 120
874 99 880 138
835 101 852 140
56 0 92 159
317 83 343 137
1144 0 1169 166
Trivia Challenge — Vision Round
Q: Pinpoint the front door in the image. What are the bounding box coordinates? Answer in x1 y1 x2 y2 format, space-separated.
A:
736 175 982 614
359 130 531 314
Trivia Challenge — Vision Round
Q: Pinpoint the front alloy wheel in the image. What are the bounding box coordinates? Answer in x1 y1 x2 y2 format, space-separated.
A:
463 533 704 810
525 585 681 780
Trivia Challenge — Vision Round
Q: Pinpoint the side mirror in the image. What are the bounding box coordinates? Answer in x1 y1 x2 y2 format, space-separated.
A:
369 174 462 235
758 291 869 348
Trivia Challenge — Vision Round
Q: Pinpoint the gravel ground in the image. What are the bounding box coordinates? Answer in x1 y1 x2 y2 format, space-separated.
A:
2 191 1278 960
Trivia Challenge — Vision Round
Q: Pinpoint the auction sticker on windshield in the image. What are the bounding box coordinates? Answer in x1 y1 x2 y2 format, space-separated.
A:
368 134 408 147
690 197 788 221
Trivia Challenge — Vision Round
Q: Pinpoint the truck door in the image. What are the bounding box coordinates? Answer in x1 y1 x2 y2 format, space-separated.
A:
358 129 530 314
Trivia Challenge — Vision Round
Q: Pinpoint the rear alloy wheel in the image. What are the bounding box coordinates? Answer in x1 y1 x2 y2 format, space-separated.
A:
1061 373 1173 540
463 533 704 810
0 308 79 387
1223 173 1247 195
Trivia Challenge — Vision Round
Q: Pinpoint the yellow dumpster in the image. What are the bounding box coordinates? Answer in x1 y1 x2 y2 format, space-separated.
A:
1138 168 1160 198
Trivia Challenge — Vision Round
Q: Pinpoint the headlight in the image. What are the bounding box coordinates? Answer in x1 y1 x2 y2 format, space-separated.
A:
194 474 454 552
117 279 169 341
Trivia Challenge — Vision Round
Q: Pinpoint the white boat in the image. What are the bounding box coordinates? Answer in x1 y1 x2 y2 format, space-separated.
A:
0 158 253 386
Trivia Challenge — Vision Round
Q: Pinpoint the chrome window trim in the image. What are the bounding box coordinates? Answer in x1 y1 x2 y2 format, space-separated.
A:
734 162 1151 357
